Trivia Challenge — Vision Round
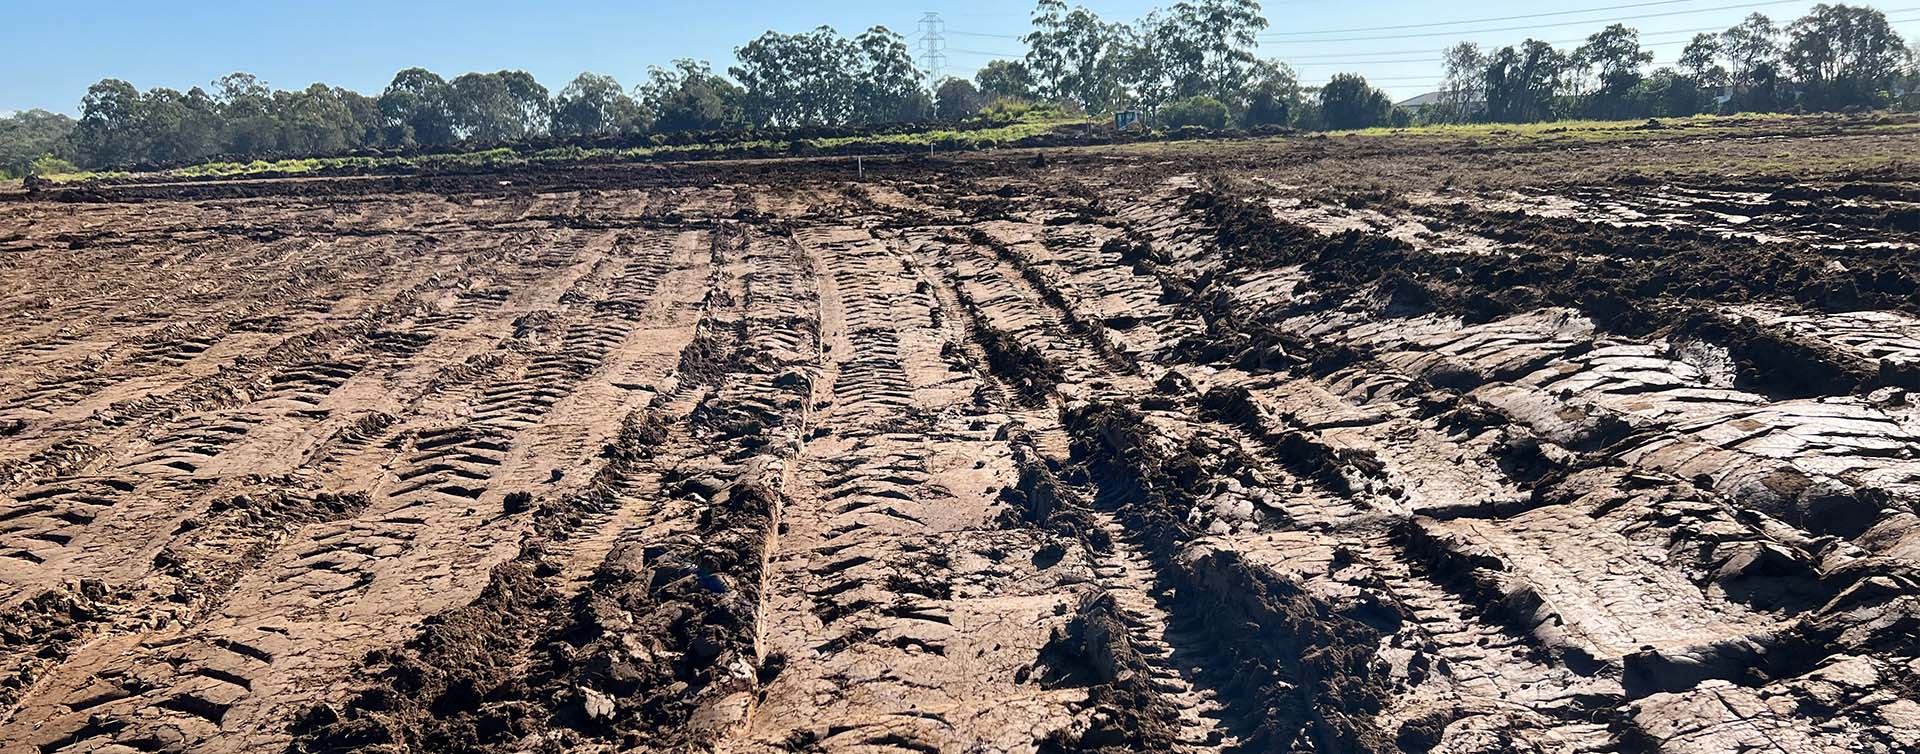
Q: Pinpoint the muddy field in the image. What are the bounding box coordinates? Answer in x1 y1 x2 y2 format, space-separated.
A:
3 118 1920 754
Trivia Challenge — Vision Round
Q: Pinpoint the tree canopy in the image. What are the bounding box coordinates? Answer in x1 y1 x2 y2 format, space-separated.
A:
935 78 988 121
731 26 929 127
638 60 744 133
0 109 76 178
29 1 1920 170
1319 74 1396 130
551 73 641 136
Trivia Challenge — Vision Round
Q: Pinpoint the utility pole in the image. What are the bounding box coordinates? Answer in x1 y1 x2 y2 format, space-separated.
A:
917 12 946 88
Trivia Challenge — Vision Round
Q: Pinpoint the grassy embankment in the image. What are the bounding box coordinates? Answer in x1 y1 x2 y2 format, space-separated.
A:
38 110 1090 184
40 111 1920 185
1113 111 1920 181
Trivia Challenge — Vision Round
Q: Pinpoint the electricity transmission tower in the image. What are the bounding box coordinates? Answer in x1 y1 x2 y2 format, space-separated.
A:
917 12 946 87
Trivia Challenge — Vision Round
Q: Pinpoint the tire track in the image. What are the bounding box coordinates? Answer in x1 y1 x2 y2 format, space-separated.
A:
2 208 711 752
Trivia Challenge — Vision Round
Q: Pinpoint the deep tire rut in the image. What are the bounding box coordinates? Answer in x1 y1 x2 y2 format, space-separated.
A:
1087 513 1240 752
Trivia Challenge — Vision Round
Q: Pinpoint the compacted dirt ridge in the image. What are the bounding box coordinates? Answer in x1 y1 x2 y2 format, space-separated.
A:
3 117 1920 753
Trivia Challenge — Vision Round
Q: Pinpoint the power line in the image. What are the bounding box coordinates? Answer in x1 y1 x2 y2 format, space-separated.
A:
1257 0 1809 42
947 11 1742 46
946 0 1803 43
939 23 1717 58
1263 0 1761 36
947 48 1024 58
1288 56 1448 66
947 30 1023 40
1282 36 1708 67
1304 29 1759 60
1265 7 1918 58
1290 8 1917 79
937 5 1920 72
943 2 1919 49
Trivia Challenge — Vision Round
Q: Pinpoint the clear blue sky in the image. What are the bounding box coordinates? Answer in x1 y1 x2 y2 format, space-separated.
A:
6 0 1918 113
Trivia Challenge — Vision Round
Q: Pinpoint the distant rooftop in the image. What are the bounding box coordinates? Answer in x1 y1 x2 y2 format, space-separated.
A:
1396 91 1444 108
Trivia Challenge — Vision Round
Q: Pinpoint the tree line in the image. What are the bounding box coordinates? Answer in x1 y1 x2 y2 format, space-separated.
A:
3 1 1915 176
1426 5 1917 124
950 1 1914 130
2 23 926 175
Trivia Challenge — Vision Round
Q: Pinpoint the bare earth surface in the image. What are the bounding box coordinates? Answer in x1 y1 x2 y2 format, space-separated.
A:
3 118 1920 754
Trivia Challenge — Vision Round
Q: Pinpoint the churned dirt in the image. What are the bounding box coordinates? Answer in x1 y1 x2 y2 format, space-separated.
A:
3 116 1920 754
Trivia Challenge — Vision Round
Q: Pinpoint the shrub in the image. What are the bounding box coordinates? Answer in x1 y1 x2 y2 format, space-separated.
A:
1319 74 1395 130
1161 96 1228 129
982 98 1076 124
27 154 78 177
1241 84 1293 128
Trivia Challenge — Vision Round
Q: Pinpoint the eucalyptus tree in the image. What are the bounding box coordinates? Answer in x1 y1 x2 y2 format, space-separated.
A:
1241 59 1301 126
1484 40 1569 123
1437 42 1489 122
449 71 550 142
975 59 1035 101
277 83 358 155
1318 73 1394 129
550 73 642 136
636 59 744 133
0 109 76 177
1785 3 1910 109
854 26 931 123
1679 33 1729 88
216 72 282 155
1142 0 1267 105
73 79 146 167
732 27 861 126
379 68 457 147
336 88 386 148
136 87 220 163
1721 12 1784 109
934 78 987 120
1577 24 1653 117
1024 1 1132 111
